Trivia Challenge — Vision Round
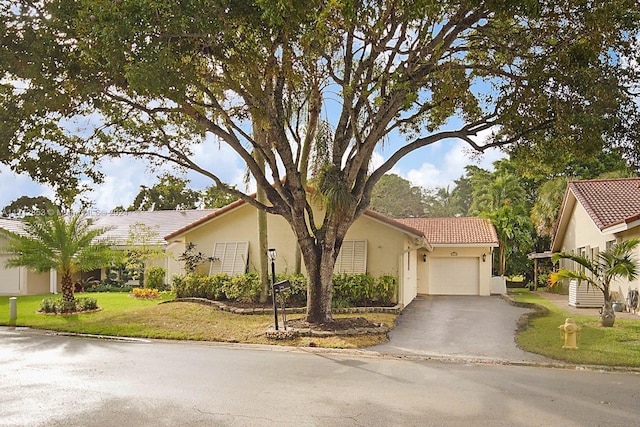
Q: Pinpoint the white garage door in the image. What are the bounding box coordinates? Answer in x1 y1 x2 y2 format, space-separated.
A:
429 257 479 295
0 255 21 294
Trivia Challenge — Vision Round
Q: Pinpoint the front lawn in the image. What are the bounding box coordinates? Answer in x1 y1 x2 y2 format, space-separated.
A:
513 293 640 367
0 293 395 348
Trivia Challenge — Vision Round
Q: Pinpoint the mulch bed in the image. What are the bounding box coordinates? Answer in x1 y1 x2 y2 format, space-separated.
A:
286 316 382 331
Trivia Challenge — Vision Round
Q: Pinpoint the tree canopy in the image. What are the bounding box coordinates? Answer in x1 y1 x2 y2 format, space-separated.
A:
126 173 238 211
129 173 201 211
1 0 638 322
370 174 426 218
2 195 54 218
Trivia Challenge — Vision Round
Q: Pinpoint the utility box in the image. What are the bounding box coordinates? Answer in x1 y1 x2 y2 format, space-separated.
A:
568 280 604 308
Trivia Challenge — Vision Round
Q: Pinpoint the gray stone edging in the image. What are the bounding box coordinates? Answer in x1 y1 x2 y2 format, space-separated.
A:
289 324 391 337
165 297 402 316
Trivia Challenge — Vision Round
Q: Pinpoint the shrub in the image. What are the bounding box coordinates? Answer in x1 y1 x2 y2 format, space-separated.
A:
273 273 307 305
223 273 261 303
39 297 99 314
76 297 98 310
174 273 228 300
145 267 167 290
178 242 215 273
334 273 375 305
172 272 398 306
85 283 134 293
374 275 398 305
40 298 56 313
74 277 100 293
132 288 160 299
171 274 183 292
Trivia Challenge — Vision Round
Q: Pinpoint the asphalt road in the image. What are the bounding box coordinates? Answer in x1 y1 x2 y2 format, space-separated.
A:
1 327 639 426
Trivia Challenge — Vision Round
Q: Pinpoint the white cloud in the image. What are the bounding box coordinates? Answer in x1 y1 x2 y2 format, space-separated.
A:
83 157 157 212
0 164 56 211
0 125 507 213
403 138 506 190
186 138 249 191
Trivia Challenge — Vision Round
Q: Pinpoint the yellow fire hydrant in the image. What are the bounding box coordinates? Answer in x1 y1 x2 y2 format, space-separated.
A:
559 318 581 349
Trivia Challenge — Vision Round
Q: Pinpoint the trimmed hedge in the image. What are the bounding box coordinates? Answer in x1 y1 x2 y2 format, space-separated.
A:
173 272 397 307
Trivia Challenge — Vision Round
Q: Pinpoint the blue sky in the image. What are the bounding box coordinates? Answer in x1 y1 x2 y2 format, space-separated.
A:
0 130 504 213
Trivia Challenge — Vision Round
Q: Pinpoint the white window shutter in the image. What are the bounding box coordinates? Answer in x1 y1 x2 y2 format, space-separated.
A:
209 242 249 275
335 240 367 274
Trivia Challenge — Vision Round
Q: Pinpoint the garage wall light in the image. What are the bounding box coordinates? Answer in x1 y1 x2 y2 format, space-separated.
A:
422 254 427 262
482 253 486 262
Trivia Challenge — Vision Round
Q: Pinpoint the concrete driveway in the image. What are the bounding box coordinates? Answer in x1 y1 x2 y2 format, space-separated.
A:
370 295 551 363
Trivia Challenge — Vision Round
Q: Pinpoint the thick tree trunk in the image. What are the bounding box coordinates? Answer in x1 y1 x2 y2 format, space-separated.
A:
61 274 74 302
304 249 336 323
297 213 352 324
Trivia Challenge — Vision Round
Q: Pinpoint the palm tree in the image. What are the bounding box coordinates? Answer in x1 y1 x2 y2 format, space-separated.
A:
531 177 567 237
552 239 640 327
5 209 113 303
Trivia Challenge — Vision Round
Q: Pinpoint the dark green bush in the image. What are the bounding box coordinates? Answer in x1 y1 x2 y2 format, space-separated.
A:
174 273 229 300
85 283 134 293
333 273 375 305
173 272 398 306
273 273 308 305
224 273 261 303
374 275 398 304
145 266 167 290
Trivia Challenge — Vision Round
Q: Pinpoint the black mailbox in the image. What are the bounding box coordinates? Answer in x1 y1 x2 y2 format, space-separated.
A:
272 280 291 293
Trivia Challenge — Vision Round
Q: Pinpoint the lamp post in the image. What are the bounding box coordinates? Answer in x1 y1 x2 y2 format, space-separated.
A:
267 248 278 330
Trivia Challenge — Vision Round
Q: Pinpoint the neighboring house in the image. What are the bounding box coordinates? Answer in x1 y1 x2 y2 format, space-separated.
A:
164 200 499 308
0 210 216 296
552 178 640 303
0 218 51 295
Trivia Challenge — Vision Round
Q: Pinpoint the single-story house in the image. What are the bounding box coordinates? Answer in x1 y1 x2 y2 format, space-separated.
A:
552 178 640 305
2 201 499 306
0 210 216 295
0 218 52 295
165 200 499 308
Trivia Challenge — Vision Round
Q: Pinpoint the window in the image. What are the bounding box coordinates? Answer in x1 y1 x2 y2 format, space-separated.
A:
209 242 249 275
335 240 367 274
577 246 587 273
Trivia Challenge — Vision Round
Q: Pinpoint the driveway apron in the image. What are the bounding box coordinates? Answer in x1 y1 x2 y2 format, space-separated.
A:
370 295 550 363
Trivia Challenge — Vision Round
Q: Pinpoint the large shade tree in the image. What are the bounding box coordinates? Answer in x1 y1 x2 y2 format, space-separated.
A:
370 174 427 218
1 1 639 323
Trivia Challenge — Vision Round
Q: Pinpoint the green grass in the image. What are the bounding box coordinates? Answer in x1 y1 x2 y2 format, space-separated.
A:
513 293 640 367
0 293 395 349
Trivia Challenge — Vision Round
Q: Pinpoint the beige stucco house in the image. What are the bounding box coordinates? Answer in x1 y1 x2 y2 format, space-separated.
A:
165 200 499 308
0 218 52 295
0 210 215 296
2 201 499 305
552 178 640 305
